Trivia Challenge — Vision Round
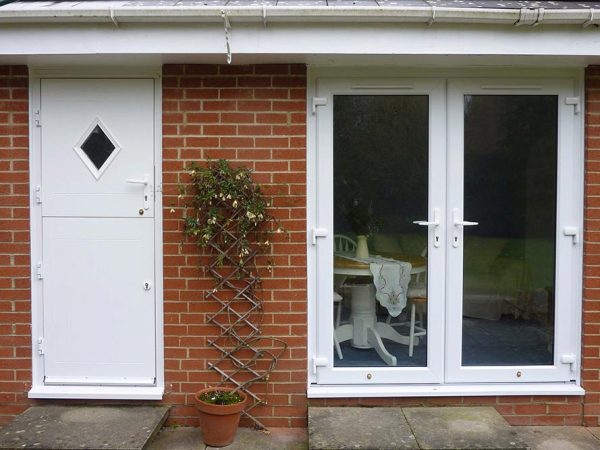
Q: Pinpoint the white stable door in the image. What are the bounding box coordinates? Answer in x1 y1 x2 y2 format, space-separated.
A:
313 79 446 384
40 79 156 386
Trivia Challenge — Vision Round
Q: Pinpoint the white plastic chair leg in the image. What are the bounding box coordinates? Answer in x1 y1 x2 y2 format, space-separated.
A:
409 303 416 357
334 333 343 359
335 301 342 329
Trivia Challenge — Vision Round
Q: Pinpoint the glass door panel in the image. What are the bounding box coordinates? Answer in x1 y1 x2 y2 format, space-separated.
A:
333 95 429 368
446 79 577 383
462 95 557 367
314 79 445 384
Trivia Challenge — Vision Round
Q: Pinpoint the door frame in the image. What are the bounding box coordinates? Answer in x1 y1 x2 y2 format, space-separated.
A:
445 78 580 384
28 67 164 399
307 66 585 398
311 77 447 384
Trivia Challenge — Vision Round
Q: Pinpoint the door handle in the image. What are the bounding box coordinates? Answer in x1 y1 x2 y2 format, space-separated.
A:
452 208 478 248
126 174 151 210
413 208 441 248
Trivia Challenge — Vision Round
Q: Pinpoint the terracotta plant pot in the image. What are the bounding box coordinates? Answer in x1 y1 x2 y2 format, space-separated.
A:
194 387 248 447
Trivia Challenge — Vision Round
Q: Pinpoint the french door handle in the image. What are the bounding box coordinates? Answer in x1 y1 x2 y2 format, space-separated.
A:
452 208 478 248
126 174 151 210
454 219 479 227
452 208 478 227
413 208 441 248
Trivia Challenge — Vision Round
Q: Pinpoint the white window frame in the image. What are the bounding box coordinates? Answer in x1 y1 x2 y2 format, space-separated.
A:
28 66 164 400
307 67 584 398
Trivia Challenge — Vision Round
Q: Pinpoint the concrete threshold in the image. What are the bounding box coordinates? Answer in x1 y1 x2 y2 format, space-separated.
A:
0 405 169 449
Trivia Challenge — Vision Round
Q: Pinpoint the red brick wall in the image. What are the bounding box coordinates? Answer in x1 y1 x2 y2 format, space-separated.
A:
310 396 583 426
0 66 31 427
0 63 598 429
161 64 308 428
583 65 600 427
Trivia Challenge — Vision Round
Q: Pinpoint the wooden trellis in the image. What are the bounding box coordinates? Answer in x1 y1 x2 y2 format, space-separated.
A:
195 170 287 430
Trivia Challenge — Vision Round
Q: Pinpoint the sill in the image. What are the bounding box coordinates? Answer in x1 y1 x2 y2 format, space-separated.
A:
29 385 164 400
307 383 584 398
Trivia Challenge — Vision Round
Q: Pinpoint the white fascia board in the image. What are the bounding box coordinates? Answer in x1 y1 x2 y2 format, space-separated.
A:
4 22 600 60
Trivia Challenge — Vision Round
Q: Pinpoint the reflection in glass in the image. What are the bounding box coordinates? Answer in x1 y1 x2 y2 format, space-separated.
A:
80 125 116 170
332 95 429 368
462 95 557 366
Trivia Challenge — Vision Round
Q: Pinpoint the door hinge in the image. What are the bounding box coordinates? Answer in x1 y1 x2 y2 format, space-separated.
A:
311 97 327 115
312 357 328 374
563 226 579 245
565 97 581 114
560 354 577 373
37 337 44 355
34 186 42 204
311 228 329 246
36 262 43 280
34 109 41 127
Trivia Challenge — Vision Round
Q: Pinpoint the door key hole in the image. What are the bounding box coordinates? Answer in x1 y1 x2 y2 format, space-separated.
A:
139 209 144 216
144 282 152 291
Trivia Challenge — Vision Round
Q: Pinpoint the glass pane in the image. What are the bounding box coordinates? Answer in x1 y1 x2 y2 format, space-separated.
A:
462 95 557 366
80 125 116 170
332 95 429 368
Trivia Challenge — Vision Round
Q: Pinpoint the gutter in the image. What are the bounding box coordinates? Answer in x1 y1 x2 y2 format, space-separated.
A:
0 5 598 27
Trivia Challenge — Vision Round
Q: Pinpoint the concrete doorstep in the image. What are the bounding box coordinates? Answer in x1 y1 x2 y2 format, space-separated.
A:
308 406 600 450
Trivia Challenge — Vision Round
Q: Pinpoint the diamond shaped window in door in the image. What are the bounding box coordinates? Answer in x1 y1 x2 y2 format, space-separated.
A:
73 118 122 180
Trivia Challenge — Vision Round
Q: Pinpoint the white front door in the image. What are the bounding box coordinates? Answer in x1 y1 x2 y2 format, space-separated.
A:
311 75 582 389
38 79 157 386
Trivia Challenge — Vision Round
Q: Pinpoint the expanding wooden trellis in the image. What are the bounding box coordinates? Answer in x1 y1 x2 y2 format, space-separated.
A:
183 160 287 429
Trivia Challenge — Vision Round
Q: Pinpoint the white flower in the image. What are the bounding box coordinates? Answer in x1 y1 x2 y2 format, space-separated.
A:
232 200 238 208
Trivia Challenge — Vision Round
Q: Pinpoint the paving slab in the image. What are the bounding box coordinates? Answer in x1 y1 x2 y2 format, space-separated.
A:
147 427 308 450
308 406 418 449
403 406 528 449
513 426 600 450
0 405 169 450
588 427 600 440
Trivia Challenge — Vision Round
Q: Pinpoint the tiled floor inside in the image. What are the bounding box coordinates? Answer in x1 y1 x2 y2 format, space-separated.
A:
334 311 552 368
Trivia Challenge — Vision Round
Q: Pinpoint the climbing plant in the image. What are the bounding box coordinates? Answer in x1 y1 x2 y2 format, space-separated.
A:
181 159 287 429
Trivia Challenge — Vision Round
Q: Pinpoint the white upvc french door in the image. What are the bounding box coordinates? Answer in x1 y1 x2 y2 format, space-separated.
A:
445 79 581 383
311 75 582 389
313 78 446 384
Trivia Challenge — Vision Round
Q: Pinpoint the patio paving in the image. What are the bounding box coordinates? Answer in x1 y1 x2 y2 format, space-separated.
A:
0 405 169 450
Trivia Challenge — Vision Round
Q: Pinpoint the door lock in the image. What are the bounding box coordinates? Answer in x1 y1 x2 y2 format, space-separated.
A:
144 282 152 291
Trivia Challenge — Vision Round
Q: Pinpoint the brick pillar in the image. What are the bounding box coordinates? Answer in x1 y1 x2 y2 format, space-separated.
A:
161 64 308 427
0 66 31 426
584 65 600 426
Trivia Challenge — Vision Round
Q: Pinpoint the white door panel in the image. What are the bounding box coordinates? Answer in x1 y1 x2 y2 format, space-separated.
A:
39 78 157 388
41 79 155 218
42 218 155 384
